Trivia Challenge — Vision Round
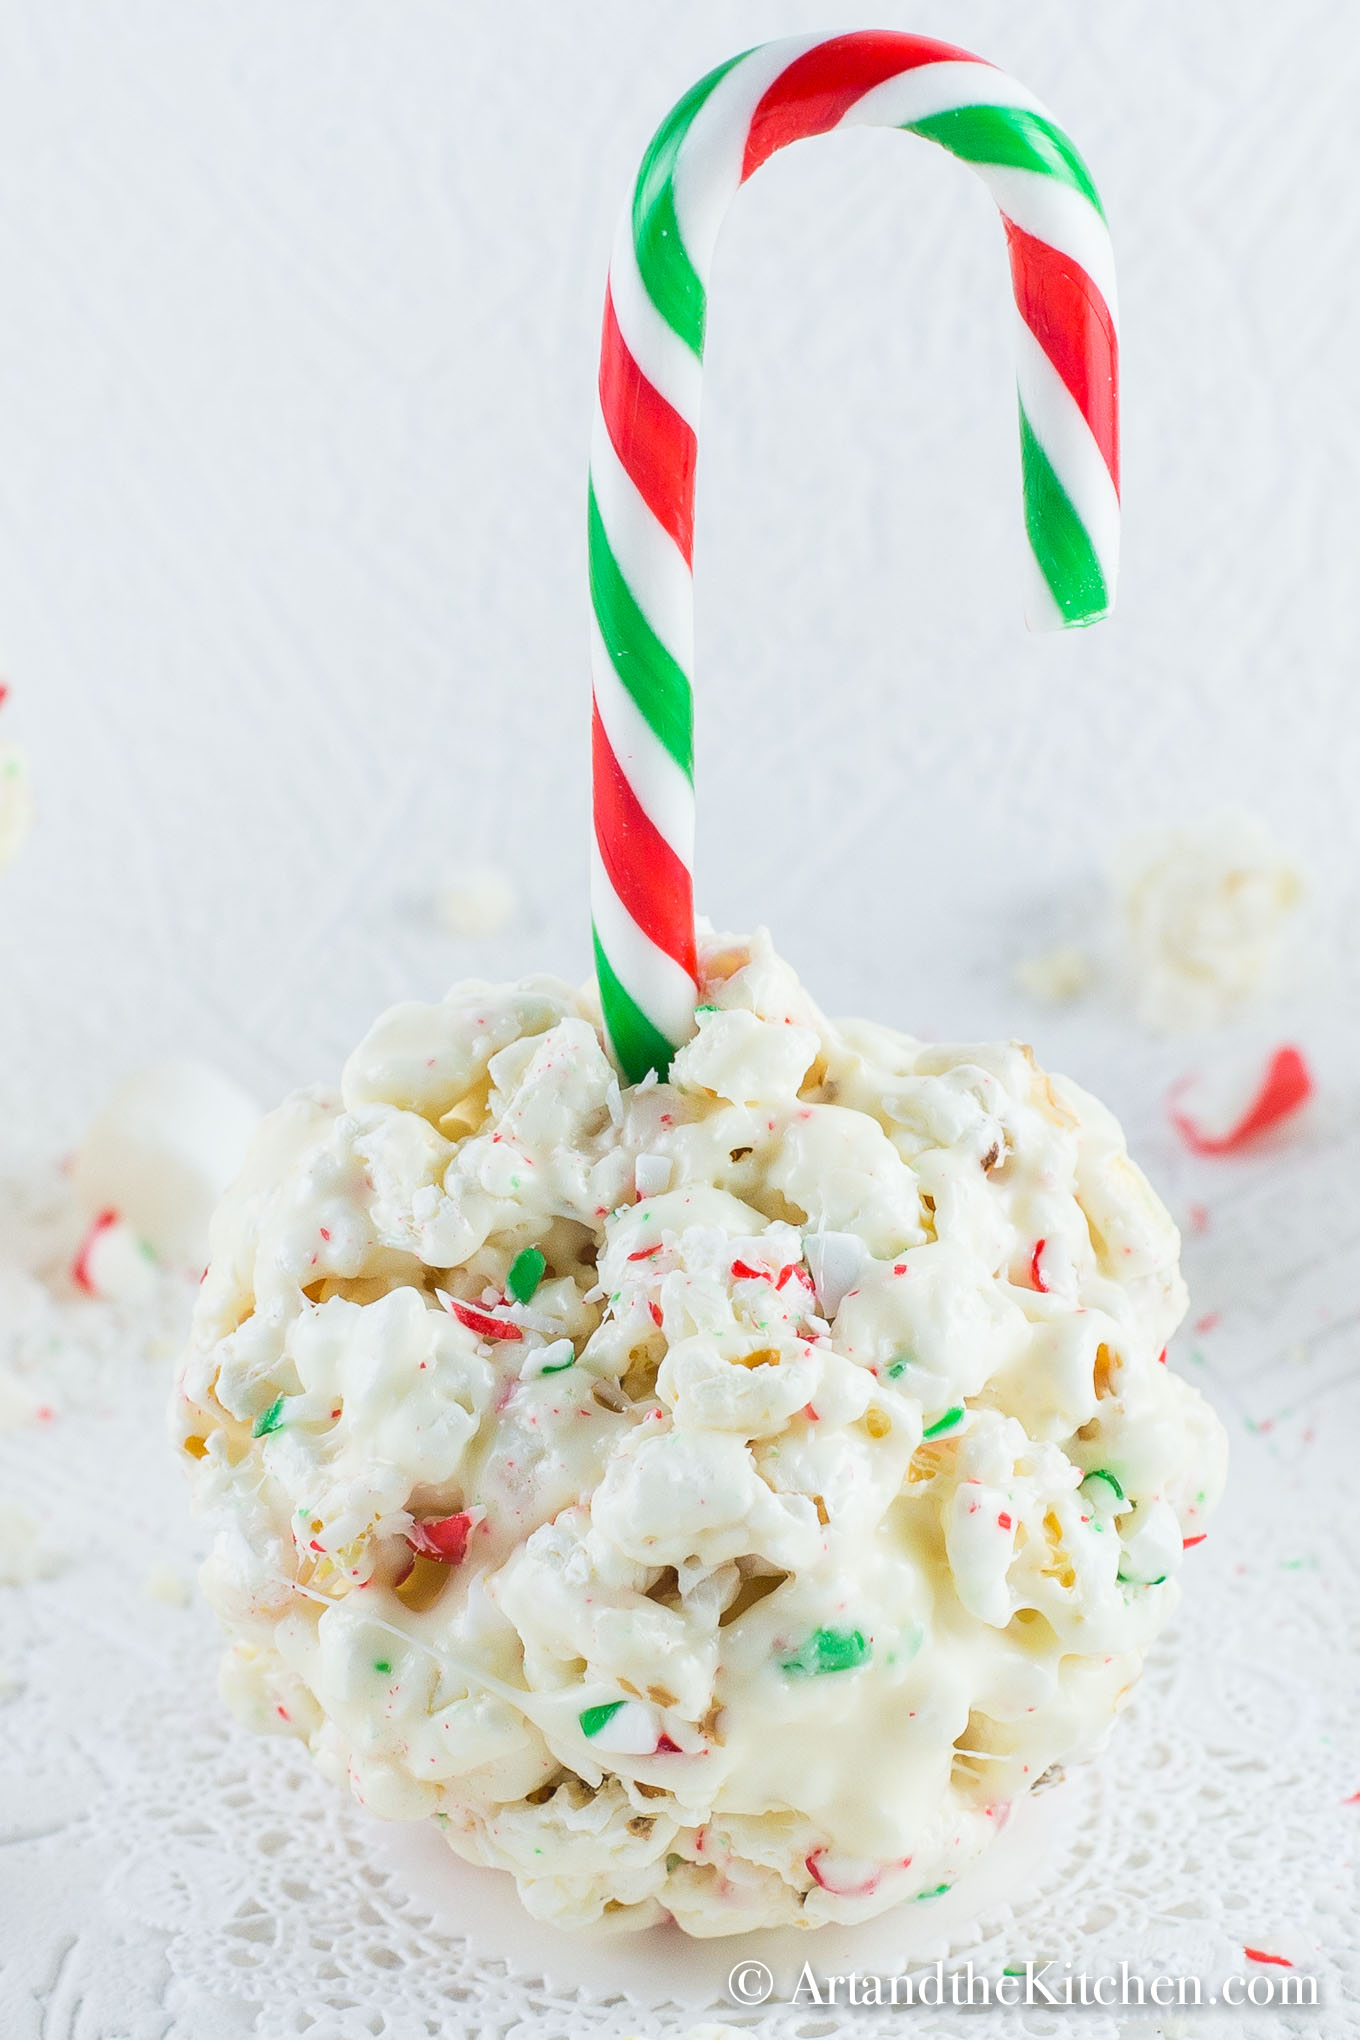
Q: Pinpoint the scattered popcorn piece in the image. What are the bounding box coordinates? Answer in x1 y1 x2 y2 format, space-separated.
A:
143 1561 193 1607
1169 1045 1313 1156
436 863 518 938
0 741 32 871
73 1063 261 1269
1015 943 1094 1004
1114 813 1303 1033
0 1500 62 1584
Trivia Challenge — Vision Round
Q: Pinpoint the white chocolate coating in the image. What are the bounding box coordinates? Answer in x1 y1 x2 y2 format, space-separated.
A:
172 931 1226 1935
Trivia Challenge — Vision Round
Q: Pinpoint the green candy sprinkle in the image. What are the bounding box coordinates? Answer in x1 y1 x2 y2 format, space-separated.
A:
374 1659 392 1675
885 1358 909 1380
540 1354 576 1375
579 1700 625 1738
922 1405 964 1440
695 1003 721 1013
916 1881 951 1901
507 1247 547 1303
780 1627 870 1678
1082 1467 1125 1504
252 1396 285 1439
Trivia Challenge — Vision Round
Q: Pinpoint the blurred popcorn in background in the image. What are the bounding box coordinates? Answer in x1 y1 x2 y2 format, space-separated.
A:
0 742 32 873
1114 813 1303 1033
434 861 519 938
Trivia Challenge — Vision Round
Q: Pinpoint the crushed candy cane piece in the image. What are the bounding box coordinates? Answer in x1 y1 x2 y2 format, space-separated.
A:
520 1338 576 1379
803 1231 866 1317
440 1293 524 1342
71 1210 158 1304
1169 1045 1313 1156
506 1247 546 1302
580 1697 660 1754
406 1509 480 1564
781 1627 870 1677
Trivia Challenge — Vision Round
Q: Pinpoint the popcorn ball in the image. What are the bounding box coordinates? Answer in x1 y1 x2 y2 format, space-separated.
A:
172 930 1226 1934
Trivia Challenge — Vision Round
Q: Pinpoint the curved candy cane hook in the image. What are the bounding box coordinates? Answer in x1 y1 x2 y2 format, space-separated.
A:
589 31 1119 1081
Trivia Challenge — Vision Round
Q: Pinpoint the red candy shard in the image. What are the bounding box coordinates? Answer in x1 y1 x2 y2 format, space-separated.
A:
407 1511 476 1564
446 1297 523 1342
1028 1239 1048 1292
1183 1534 1207 1549
72 1208 120 1294
1243 1947 1292 1968
730 1259 766 1281
655 1733 683 1754
803 1848 882 1898
1169 1045 1313 1157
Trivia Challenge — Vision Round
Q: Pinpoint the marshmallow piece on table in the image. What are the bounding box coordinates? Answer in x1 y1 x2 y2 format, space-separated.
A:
73 1062 261 1269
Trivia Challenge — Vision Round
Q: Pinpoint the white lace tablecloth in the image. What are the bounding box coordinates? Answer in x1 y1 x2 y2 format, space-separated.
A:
2 1072 1358 2040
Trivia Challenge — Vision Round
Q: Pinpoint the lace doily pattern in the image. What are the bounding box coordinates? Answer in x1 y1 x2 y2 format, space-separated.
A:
2 1132 1358 2039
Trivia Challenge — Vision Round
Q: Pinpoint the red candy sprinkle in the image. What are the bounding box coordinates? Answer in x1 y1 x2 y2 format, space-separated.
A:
407 1511 476 1565
1183 1533 1207 1549
998 1512 1013 1531
1029 1240 1048 1292
1244 1947 1292 1968
447 1298 522 1342
649 1302 664 1327
628 1244 662 1261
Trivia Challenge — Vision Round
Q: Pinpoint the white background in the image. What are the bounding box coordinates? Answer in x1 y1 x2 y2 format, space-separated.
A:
3 12 1360 2036
0 0 1354 1121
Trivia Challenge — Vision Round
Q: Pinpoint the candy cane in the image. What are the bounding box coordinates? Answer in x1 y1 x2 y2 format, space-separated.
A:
590 31 1119 1081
